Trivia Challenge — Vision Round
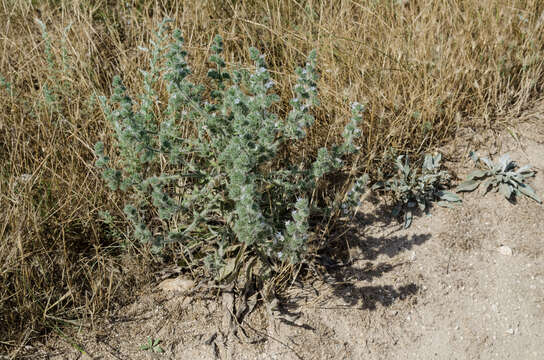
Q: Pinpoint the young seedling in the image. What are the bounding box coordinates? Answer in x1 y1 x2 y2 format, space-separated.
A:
374 153 461 228
456 152 541 204
139 337 164 353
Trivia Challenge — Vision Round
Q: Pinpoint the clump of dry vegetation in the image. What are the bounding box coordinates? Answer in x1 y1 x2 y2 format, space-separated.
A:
1 0 543 354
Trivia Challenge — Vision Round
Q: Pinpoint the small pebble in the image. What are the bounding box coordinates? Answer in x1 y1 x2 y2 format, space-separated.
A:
158 277 195 293
498 246 513 256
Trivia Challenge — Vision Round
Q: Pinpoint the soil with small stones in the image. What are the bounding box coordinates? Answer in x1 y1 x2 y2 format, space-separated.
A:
27 103 544 360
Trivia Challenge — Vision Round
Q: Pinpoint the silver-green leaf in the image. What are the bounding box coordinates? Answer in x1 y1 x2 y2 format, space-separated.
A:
499 182 513 199
517 183 542 204
465 169 488 180
456 180 480 192
438 190 462 202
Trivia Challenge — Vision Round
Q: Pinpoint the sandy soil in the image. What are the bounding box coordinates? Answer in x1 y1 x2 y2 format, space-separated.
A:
28 105 544 360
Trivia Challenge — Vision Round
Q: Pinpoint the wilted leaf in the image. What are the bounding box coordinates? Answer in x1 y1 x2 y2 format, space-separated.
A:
244 256 258 282
225 243 243 254
218 257 237 282
219 243 246 283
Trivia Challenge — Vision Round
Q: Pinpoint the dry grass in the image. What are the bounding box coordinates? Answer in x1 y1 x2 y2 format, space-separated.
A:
1 0 543 354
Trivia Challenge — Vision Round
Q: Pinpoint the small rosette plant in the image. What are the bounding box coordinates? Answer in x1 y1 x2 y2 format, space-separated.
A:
374 153 461 228
456 152 541 204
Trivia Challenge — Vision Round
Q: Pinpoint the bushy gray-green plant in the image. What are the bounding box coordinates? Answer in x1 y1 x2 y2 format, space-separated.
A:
373 153 461 228
35 19 74 118
94 19 367 282
341 172 370 214
456 152 541 204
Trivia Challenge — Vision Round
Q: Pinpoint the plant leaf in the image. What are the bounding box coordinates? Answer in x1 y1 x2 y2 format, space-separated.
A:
517 183 542 204
516 164 533 174
481 178 495 195
404 211 413 228
520 171 535 180
498 154 511 171
480 157 494 170
395 156 404 172
498 182 512 199
465 169 488 180
456 179 480 192
438 190 462 202
435 152 442 166
437 200 456 208
423 154 433 171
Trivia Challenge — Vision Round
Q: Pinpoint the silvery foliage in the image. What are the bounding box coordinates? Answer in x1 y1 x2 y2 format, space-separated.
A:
374 153 461 228
94 20 367 276
0 74 13 96
456 152 541 203
35 19 73 114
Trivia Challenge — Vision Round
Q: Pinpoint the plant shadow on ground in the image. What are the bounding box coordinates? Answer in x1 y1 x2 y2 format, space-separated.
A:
295 198 432 313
